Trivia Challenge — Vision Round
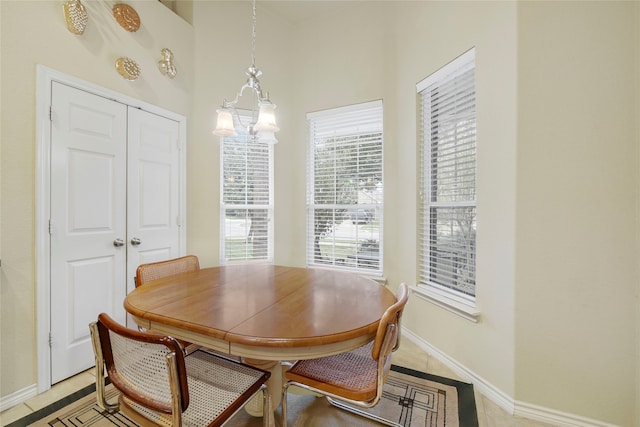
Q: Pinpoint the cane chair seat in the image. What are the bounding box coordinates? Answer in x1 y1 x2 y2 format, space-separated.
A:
282 283 409 427
90 313 271 427
285 341 377 401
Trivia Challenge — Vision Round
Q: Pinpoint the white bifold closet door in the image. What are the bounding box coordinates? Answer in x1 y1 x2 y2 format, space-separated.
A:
49 82 181 384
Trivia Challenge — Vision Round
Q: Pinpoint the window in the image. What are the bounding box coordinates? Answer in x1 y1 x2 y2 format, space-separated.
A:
306 100 383 274
220 111 273 263
418 49 476 300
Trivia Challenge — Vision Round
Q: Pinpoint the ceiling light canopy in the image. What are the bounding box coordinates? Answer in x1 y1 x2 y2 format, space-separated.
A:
213 0 279 144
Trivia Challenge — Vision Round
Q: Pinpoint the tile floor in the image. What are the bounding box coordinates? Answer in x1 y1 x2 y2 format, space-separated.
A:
0 338 556 427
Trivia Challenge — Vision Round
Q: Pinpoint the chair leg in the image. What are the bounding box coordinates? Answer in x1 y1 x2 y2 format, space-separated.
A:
281 383 289 427
261 384 271 427
326 397 403 427
89 322 118 413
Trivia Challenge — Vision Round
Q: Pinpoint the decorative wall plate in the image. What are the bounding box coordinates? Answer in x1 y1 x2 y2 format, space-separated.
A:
63 0 88 35
113 3 140 32
158 48 177 79
115 57 141 81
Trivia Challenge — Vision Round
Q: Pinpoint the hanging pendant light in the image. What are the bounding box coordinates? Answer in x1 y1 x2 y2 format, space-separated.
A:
213 0 279 144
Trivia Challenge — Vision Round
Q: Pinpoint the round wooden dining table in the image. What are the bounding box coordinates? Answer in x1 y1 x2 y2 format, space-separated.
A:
124 264 396 422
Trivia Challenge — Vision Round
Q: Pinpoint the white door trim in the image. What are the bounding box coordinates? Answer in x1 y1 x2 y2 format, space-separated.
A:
35 65 187 393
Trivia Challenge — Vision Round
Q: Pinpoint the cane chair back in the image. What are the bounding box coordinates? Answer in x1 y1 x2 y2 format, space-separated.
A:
90 313 271 427
135 255 200 288
133 255 201 353
282 283 409 427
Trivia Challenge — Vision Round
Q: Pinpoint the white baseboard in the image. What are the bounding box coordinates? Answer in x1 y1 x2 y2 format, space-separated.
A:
402 328 515 414
401 328 622 427
515 401 622 427
0 383 37 413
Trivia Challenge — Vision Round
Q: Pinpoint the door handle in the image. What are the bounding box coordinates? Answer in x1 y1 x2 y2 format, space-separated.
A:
130 237 141 246
113 238 125 247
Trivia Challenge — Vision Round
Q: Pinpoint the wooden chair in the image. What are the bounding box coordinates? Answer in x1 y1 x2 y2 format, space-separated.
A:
135 255 200 288
134 255 200 353
282 283 409 427
89 313 271 427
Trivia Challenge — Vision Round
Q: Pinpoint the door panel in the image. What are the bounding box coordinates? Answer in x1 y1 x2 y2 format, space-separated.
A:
68 150 114 228
50 82 127 384
126 108 181 295
67 257 115 337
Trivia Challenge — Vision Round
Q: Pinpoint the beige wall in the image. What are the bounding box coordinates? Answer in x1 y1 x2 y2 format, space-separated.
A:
285 1 638 424
285 0 520 400
1 1 638 426
637 3 640 425
287 2 394 268
187 1 295 268
394 0 519 398
516 2 637 424
636 3 640 425
0 0 193 397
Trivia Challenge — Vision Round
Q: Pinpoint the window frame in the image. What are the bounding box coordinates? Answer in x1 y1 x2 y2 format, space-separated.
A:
306 100 384 276
416 49 479 321
219 109 274 264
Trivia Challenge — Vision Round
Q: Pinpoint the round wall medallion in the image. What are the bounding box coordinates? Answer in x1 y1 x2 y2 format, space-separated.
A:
63 0 88 35
115 57 141 81
113 3 140 32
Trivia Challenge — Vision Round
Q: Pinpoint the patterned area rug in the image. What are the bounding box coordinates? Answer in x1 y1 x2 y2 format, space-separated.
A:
8 365 477 427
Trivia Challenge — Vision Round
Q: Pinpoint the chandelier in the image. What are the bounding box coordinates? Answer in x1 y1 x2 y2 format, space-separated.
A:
212 0 279 144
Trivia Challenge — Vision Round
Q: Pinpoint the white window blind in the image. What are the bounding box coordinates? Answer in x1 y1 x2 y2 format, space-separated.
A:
306 100 383 273
220 112 273 263
418 49 476 297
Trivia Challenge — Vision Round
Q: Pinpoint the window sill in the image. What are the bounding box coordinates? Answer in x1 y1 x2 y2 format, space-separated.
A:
368 276 387 286
411 284 480 323
310 265 386 285
354 272 387 287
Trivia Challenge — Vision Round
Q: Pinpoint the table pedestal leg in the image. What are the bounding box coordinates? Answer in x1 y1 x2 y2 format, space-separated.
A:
243 358 282 425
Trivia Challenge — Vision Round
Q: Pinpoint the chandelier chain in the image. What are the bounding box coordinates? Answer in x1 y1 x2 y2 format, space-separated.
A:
251 0 257 67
